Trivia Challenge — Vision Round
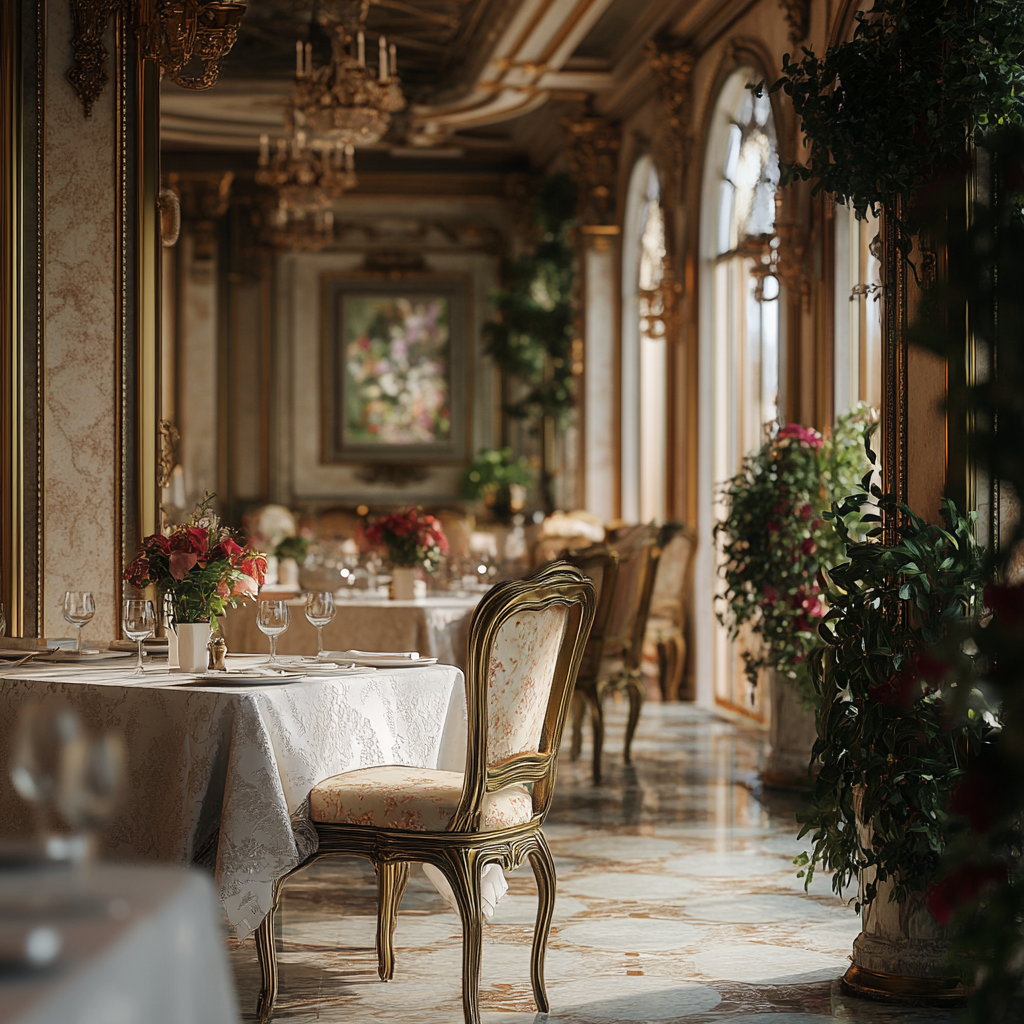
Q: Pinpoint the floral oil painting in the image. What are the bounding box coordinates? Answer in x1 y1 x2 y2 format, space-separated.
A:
343 294 451 446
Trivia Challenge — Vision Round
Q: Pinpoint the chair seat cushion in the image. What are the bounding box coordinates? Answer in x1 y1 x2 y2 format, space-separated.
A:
309 766 534 832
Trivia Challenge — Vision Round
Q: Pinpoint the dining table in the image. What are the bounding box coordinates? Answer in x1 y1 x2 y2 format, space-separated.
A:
0 654 506 943
219 592 483 670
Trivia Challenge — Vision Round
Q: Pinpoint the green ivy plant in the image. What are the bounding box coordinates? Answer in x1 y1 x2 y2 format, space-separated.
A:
484 175 577 427
461 447 534 524
798 485 990 910
769 0 1024 249
715 405 873 706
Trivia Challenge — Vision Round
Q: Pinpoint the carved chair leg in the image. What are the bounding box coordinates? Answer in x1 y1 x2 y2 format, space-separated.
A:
590 688 606 785
375 860 409 981
435 849 484 1024
569 691 585 761
255 877 285 1023
624 673 645 765
669 635 686 701
527 832 556 1013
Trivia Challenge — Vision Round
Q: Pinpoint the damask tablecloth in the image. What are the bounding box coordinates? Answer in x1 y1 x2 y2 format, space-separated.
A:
0 661 478 941
219 595 481 670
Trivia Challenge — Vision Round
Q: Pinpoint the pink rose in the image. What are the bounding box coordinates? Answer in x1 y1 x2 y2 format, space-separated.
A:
169 551 198 580
231 574 258 599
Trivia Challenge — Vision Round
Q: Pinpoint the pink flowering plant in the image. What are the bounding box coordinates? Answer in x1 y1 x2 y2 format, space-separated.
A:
366 507 448 571
123 493 268 623
714 405 873 705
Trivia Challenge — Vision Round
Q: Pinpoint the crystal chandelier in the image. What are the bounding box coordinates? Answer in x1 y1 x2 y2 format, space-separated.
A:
289 19 405 148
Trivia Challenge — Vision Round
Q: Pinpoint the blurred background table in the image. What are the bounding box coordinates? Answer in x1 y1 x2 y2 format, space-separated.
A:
0 864 238 1024
219 594 483 670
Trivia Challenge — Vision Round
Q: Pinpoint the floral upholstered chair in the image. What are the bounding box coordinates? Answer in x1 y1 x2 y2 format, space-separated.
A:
569 524 661 784
253 562 595 1024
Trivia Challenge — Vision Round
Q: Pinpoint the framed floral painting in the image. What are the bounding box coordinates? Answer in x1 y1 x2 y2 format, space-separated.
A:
321 275 469 464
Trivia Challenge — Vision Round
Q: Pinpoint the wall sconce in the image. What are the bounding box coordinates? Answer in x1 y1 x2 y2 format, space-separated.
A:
68 0 246 118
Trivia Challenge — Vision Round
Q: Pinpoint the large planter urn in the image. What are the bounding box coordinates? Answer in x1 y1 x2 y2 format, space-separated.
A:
176 622 212 674
843 786 966 1005
761 670 818 790
391 566 417 601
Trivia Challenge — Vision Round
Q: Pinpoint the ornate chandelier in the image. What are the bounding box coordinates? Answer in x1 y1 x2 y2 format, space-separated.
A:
256 131 358 217
289 21 405 149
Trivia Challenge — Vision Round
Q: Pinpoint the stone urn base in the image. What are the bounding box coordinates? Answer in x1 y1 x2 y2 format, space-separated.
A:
761 672 818 791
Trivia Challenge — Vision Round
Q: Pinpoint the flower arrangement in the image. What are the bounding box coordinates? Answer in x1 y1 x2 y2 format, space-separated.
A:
715 406 873 705
461 447 534 523
275 535 310 565
366 508 448 571
124 493 268 623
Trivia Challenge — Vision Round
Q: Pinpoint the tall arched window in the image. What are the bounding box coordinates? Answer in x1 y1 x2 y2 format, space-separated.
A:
696 70 781 716
621 157 668 523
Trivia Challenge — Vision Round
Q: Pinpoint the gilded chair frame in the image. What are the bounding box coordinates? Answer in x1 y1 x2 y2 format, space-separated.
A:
571 527 661 783
254 562 596 1024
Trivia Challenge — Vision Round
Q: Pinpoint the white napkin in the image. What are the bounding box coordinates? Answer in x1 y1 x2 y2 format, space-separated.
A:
327 650 420 660
421 863 508 920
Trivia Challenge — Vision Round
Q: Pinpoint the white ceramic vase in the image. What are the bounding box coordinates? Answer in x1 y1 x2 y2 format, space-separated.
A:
278 557 300 588
176 622 212 673
391 566 417 601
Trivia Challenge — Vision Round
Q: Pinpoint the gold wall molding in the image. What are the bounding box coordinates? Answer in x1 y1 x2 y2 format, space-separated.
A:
563 115 621 232
67 0 121 118
644 38 696 202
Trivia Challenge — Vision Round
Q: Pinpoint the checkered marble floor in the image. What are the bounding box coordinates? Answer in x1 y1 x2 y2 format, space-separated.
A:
228 702 957 1024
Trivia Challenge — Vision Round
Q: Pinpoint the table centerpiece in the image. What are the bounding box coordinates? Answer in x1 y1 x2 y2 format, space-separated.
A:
366 508 448 600
124 494 268 671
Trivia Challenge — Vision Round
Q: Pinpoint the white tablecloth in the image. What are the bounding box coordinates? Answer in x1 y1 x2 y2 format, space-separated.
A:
0 658 500 941
220 594 482 670
0 865 239 1024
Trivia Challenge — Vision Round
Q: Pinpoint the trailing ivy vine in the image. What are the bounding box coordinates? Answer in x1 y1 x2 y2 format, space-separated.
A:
769 0 1024 246
484 174 578 428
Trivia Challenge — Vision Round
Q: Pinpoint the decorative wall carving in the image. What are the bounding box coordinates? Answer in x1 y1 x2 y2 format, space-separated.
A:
67 0 122 118
644 38 696 190
171 171 234 260
779 0 811 45
563 115 621 250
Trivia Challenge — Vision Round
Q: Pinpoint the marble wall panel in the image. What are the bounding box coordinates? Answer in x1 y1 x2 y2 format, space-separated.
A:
42 6 119 638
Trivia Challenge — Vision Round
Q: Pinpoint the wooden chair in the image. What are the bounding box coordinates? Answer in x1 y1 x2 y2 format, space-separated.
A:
644 523 698 701
569 525 661 784
562 544 620 768
254 562 595 1024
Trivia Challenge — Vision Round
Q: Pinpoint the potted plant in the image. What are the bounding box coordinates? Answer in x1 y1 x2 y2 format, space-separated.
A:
461 447 534 524
124 493 268 672
799 486 989 1000
274 534 310 589
365 508 448 601
715 406 872 785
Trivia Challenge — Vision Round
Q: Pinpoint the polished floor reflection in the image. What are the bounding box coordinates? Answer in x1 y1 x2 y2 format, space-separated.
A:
229 702 957 1023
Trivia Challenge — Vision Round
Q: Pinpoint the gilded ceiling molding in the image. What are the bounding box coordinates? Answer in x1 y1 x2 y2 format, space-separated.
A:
563 116 621 249
67 0 122 118
779 0 811 45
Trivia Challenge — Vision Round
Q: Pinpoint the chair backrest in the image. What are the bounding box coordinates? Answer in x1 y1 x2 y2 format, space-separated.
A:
649 523 698 625
563 544 619 688
604 524 661 670
451 562 595 831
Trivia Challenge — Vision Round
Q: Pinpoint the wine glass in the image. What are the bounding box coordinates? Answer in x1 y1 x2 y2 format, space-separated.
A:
257 599 289 667
305 591 336 659
63 592 96 654
122 599 155 676
57 730 127 839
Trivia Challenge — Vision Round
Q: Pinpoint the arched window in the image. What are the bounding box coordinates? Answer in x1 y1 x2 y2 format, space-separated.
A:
696 69 781 716
621 157 668 524
834 204 882 414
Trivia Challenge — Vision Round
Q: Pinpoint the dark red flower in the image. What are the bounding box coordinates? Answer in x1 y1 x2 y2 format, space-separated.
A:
241 553 268 586
868 664 919 708
799 503 813 520
169 551 199 580
211 537 243 562
124 555 150 589
144 533 170 554
767 520 781 534
777 423 824 449
801 537 817 556
763 584 778 606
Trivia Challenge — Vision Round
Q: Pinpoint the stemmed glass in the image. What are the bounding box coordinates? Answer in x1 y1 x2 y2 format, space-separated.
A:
305 592 336 659
122 599 156 676
257 600 289 668
63 592 96 654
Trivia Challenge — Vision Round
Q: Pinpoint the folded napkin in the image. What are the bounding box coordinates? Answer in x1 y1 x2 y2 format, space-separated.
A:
330 650 420 660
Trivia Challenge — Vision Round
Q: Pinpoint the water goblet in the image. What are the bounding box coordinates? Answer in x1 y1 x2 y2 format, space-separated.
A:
305 592 336 659
122 599 156 676
63 592 96 654
257 599 290 667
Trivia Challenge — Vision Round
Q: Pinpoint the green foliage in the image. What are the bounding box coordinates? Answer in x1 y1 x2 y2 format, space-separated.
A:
800 488 989 910
484 175 577 425
274 535 309 564
461 447 534 522
770 0 1024 248
715 406 873 706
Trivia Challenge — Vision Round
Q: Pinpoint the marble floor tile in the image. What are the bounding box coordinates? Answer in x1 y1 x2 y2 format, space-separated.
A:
228 702 959 1023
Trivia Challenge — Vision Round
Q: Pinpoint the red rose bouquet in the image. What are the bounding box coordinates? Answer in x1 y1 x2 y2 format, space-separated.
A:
124 493 268 622
366 508 448 571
